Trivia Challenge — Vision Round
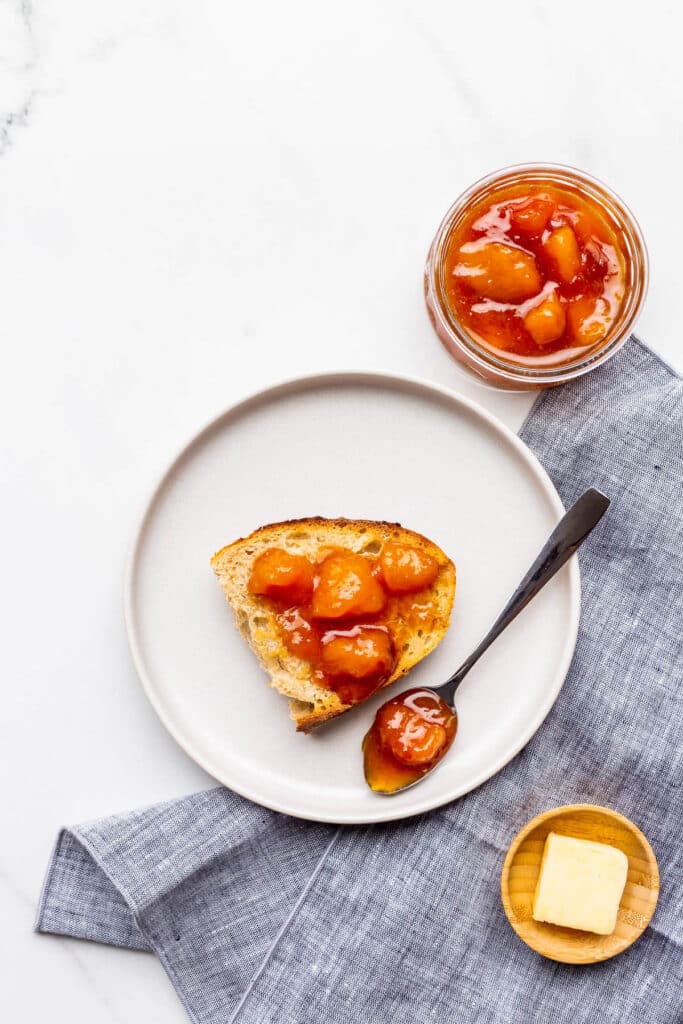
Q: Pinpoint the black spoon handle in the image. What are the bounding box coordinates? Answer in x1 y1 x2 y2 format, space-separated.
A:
438 488 610 705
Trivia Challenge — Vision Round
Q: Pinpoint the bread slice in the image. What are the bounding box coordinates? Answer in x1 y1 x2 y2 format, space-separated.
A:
210 518 456 732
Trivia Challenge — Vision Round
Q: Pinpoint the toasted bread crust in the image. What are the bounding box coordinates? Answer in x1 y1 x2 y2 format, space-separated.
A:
210 518 456 732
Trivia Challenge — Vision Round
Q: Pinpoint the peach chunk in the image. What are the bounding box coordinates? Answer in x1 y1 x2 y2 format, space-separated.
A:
523 292 566 346
380 542 439 594
321 627 394 679
248 548 315 603
454 242 541 303
311 553 386 619
376 699 448 766
567 296 611 346
510 195 554 234
278 607 321 662
544 226 580 282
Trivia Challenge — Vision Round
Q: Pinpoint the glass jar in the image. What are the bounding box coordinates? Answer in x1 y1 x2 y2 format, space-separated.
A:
424 164 648 390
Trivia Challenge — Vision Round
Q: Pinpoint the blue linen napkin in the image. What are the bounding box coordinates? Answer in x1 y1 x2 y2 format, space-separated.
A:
36 339 682 1024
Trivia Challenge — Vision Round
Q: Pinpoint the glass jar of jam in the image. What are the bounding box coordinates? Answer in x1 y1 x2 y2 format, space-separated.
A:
424 164 648 390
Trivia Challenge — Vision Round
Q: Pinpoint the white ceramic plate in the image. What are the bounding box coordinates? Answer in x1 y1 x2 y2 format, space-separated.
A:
125 372 579 824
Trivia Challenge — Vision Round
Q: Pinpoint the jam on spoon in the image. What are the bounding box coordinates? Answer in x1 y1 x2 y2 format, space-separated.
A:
362 688 457 793
363 488 611 794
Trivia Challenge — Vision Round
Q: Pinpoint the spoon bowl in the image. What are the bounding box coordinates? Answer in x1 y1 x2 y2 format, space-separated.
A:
362 688 458 794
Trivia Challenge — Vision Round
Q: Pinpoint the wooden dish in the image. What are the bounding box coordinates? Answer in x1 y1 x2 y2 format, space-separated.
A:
500 804 659 964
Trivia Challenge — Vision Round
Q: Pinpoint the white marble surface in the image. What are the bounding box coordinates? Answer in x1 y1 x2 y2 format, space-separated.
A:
2 1 681 1019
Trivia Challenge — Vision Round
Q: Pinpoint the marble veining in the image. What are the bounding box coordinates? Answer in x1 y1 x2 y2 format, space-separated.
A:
0 1 35 152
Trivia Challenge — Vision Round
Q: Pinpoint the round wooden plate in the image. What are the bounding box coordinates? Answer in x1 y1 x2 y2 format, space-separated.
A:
501 804 659 964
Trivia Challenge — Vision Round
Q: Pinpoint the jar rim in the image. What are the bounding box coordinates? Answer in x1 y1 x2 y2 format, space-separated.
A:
426 163 649 386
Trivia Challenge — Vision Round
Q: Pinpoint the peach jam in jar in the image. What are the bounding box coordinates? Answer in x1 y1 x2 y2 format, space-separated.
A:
425 165 648 389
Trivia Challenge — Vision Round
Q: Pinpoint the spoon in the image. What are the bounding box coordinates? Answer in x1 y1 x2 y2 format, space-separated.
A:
363 488 610 794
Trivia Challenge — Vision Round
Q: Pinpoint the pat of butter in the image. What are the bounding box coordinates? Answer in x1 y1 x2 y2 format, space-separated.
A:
532 832 628 935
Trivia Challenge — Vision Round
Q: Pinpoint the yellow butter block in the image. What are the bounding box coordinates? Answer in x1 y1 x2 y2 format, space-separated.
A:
532 832 628 935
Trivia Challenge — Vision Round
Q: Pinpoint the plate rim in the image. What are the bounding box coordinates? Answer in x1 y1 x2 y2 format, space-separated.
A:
124 369 581 824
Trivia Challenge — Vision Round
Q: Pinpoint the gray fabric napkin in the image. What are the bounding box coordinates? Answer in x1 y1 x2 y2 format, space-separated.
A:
36 339 682 1024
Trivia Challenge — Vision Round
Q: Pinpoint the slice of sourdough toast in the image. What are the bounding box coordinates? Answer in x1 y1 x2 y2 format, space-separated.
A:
210 518 456 732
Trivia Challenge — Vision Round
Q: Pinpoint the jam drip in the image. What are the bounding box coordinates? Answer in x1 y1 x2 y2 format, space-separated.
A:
279 611 395 705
